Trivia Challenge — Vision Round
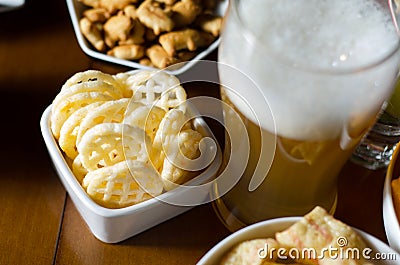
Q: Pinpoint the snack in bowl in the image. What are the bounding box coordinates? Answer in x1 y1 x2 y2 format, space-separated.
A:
391 176 400 222
383 142 400 253
220 207 375 265
49 69 207 209
75 0 223 69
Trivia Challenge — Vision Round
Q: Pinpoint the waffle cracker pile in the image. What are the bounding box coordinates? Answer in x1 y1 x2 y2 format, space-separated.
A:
50 69 204 208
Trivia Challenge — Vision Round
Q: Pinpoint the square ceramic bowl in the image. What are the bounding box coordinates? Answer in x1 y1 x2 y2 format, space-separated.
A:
66 0 228 75
40 104 222 243
383 143 400 253
198 217 400 265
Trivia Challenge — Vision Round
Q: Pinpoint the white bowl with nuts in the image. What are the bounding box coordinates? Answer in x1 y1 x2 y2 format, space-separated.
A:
66 0 227 75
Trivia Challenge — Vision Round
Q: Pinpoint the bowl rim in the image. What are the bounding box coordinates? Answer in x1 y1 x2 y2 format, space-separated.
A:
40 102 222 217
383 143 400 252
65 0 226 75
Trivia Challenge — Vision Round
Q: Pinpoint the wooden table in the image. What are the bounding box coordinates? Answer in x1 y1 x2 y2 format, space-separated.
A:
0 1 391 264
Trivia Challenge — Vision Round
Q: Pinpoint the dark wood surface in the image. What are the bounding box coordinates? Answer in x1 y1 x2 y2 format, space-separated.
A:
0 1 391 264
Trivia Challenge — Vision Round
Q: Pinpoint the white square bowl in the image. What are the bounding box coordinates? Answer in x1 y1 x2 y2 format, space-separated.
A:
66 0 228 75
40 104 222 243
383 143 400 253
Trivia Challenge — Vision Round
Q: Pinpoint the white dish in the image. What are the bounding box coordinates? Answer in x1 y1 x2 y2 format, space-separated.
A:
198 217 400 265
40 104 222 243
383 143 400 253
66 0 228 75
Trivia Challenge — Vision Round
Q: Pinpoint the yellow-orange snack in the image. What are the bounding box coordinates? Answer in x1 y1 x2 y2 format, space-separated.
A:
136 0 174 35
83 7 110 23
221 207 373 265
172 0 203 28
82 160 164 208
392 177 400 221
155 0 177 5
80 17 106 52
50 70 206 208
146 44 179 68
77 0 224 69
159 28 215 56
103 12 134 47
99 0 138 14
107 44 146 60
195 13 222 37
119 19 146 45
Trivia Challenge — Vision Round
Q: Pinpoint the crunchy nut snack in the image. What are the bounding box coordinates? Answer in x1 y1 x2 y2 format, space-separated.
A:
171 0 202 28
195 13 222 37
146 44 179 68
80 17 106 52
83 7 110 23
77 0 224 69
107 44 146 59
50 70 207 208
159 28 215 56
136 0 175 35
103 12 134 47
392 177 400 221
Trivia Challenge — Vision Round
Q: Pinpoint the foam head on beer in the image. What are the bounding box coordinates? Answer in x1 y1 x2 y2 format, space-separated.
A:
219 0 400 142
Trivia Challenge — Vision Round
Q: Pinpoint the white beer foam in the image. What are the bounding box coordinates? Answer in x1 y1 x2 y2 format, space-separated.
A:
219 0 400 141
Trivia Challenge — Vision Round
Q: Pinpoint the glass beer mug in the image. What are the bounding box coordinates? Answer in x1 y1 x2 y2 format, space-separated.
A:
213 0 400 231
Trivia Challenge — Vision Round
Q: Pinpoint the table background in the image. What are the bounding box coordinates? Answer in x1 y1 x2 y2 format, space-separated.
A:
0 1 390 264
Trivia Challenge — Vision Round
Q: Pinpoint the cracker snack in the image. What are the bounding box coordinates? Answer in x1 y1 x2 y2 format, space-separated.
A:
221 207 373 265
77 0 223 69
391 177 400 222
50 69 205 208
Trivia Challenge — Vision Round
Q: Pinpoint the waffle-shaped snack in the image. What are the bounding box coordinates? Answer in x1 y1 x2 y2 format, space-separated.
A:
76 98 130 145
72 154 88 184
53 79 122 112
51 92 114 139
127 70 187 112
62 70 119 90
160 129 202 191
82 160 163 208
152 109 194 179
124 103 166 141
59 101 104 159
77 123 151 171
51 69 207 208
